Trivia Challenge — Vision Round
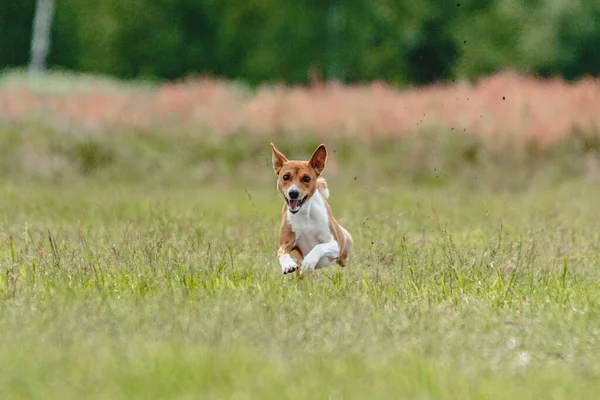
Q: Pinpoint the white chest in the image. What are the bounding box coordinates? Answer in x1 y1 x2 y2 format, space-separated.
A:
287 194 333 257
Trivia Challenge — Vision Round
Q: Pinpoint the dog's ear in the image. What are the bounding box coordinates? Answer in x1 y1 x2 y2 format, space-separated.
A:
271 143 288 175
308 144 327 176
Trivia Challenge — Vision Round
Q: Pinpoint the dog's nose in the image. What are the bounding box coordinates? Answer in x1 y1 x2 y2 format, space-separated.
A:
289 189 300 199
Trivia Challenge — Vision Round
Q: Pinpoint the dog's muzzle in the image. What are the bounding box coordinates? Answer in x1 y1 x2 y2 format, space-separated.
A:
286 195 308 213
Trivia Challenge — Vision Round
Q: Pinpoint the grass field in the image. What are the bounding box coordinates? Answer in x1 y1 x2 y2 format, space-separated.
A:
2 177 600 399
2 72 600 399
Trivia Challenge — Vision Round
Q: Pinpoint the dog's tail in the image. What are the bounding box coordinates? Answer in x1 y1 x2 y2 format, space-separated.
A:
317 177 329 199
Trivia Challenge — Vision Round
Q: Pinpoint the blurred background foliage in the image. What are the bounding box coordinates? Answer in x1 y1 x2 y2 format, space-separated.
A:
2 0 599 85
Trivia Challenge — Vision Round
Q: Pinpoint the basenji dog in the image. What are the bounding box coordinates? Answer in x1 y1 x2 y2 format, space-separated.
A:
271 143 353 277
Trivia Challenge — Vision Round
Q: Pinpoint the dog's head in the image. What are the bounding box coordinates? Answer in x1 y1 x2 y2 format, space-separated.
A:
270 143 327 214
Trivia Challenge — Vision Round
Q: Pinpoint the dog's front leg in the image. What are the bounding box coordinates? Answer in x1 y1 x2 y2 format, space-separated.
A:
279 251 298 274
278 216 298 275
300 239 340 276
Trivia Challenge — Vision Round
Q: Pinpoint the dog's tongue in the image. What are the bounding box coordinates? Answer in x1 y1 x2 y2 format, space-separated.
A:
289 200 299 209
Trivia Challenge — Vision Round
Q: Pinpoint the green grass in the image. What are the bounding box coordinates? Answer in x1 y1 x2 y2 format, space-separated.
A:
1 177 600 399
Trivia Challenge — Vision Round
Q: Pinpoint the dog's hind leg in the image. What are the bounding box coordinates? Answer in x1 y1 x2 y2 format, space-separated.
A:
337 227 353 267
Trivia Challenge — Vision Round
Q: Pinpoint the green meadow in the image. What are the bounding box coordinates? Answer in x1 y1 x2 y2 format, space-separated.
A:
2 144 600 399
1 74 600 399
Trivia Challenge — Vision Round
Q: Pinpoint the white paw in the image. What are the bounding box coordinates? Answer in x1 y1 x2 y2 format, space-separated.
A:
300 258 318 276
279 254 298 275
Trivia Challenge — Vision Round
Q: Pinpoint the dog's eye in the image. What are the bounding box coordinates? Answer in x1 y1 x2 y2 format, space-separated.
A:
283 174 290 181
303 176 311 182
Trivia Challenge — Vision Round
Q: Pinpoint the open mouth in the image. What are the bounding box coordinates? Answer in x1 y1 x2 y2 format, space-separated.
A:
286 195 308 214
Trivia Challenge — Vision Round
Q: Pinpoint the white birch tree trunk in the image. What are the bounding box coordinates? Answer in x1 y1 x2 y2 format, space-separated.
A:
29 0 55 75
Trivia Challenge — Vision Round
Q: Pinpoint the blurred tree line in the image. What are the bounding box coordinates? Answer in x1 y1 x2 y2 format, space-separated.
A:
1 0 599 85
